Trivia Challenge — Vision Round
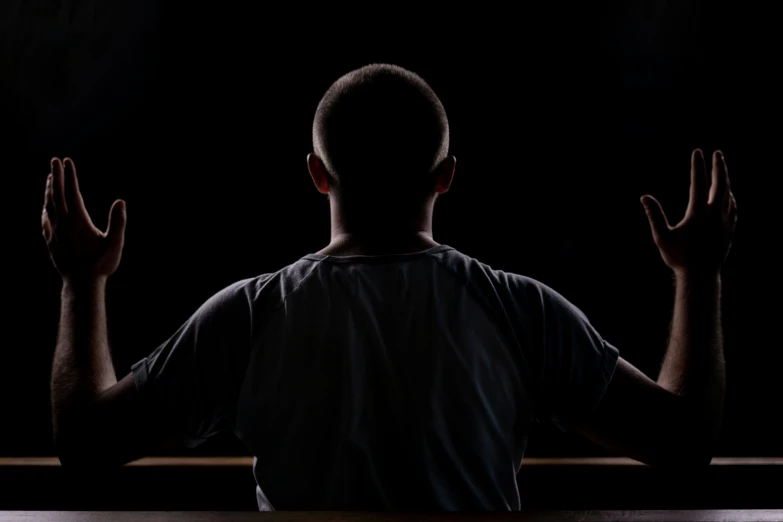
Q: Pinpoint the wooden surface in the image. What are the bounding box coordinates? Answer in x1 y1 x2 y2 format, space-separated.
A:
1 457 781 467
1 511 783 521
2 458 782 511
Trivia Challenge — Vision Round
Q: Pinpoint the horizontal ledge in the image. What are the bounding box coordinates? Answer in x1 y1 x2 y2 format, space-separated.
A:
6 511 783 522
0 457 781 467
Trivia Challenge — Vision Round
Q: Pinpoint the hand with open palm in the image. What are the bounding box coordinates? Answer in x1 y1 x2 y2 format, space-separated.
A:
42 157 127 283
641 149 737 277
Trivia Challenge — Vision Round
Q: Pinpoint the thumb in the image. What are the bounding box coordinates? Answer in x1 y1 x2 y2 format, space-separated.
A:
640 195 669 244
106 199 127 252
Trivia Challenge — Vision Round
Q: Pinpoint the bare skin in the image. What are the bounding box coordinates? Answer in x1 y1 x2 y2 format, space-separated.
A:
652 150 735 441
576 149 736 467
44 148 736 470
43 153 457 466
306 153 456 256
43 157 129 465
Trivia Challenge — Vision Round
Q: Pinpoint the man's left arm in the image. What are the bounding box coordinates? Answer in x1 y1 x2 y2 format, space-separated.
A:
51 277 174 468
43 157 252 469
52 275 254 469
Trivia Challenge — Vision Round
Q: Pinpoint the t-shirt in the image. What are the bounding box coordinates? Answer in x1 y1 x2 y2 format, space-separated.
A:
131 245 619 510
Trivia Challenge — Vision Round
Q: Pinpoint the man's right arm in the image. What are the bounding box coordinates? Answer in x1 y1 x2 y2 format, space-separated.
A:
576 272 724 467
658 272 725 449
574 149 736 467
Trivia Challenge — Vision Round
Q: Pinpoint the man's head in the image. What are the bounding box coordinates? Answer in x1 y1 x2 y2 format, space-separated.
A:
308 64 455 226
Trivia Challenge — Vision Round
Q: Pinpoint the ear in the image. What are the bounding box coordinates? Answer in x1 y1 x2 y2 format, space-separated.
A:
307 153 330 195
433 155 456 195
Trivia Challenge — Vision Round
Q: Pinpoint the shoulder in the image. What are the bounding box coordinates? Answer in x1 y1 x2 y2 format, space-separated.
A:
431 247 549 303
431 247 587 326
240 256 325 303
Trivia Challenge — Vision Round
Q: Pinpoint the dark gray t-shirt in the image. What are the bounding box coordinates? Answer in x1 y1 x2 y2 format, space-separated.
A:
131 245 619 510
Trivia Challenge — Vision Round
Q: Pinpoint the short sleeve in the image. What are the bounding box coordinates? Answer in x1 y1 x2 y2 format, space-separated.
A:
131 279 253 447
536 283 620 432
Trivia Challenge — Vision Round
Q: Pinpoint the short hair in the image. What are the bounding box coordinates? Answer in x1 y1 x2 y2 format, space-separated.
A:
313 64 449 198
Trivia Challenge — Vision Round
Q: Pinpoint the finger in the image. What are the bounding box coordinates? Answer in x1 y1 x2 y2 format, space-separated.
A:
687 149 708 215
44 174 56 222
728 191 737 222
43 173 51 204
105 200 127 254
42 208 52 242
63 158 88 216
709 150 729 207
725 180 734 214
641 195 670 246
51 158 68 216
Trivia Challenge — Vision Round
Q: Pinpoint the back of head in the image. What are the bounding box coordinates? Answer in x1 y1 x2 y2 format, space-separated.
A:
313 64 449 203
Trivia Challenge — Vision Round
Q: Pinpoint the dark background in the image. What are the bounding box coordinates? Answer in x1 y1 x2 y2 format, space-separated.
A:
0 2 779 460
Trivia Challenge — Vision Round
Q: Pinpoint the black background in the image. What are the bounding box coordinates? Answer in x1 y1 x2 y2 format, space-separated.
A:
1 2 779 458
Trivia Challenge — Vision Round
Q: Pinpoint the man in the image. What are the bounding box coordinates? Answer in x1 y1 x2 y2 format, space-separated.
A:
43 64 737 510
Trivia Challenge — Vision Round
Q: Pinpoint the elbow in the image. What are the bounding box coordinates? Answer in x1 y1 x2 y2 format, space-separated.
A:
55 449 90 470
55 439 118 471
53 415 82 468
654 427 718 469
671 448 714 468
654 402 721 469
642 447 713 469
679 431 718 468
53 414 112 471
694 453 715 467
54 432 100 471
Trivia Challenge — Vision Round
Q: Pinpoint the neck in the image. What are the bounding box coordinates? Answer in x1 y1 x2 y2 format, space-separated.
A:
320 197 438 256
320 232 439 256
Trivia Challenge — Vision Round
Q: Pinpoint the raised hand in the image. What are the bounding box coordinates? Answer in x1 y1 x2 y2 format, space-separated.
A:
641 149 737 276
42 158 127 282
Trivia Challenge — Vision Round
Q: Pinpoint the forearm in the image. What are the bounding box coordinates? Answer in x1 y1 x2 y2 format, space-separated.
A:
51 277 118 438
657 271 726 441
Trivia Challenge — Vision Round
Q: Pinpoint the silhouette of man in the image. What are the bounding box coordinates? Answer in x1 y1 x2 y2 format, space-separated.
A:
43 64 737 510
